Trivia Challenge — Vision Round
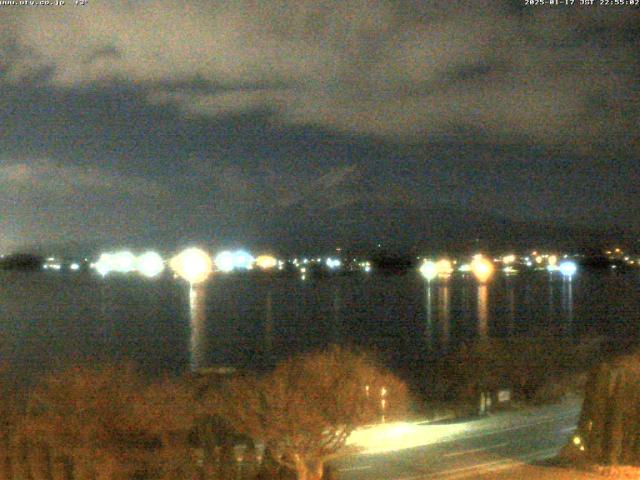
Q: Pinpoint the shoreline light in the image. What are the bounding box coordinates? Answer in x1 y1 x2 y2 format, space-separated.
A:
137 251 165 278
232 250 255 270
471 256 494 283
215 251 235 273
326 258 341 270
170 248 213 284
112 251 136 273
559 260 577 278
255 254 277 270
435 259 454 277
419 260 438 282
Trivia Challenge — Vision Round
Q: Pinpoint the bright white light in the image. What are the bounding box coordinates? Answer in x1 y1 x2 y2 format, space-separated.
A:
70 263 80 271
95 253 113 276
255 255 277 270
419 260 438 282
233 250 254 270
136 251 165 278
326 258 342 269
559 261 577 278
170 248 213 284
112 251 136 273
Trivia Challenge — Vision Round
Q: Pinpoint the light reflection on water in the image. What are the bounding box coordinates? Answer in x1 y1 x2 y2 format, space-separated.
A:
0 269 638 382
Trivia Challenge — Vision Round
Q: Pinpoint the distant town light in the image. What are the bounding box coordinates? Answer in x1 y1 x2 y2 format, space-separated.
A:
170 248 213 284
548 255 558 267
419 260 438 282
70 263 80 271
137 251 165 278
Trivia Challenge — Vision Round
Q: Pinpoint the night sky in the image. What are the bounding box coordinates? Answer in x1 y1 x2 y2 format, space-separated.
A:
0 1 638 254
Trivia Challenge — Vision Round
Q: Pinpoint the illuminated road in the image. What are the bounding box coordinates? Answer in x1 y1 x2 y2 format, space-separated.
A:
333 400 581 480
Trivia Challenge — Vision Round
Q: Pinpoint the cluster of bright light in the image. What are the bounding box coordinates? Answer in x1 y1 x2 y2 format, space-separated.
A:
559 260 577 278
214 250 255 272
170 248 213 284
359 261 372 273
255 254 278 270
502 254 516 265
94 250 165 278
471 255 494 283
43 263 62 271
326 258 342 269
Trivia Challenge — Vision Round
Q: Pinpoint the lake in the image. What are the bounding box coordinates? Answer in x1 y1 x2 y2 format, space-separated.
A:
0 268 638 385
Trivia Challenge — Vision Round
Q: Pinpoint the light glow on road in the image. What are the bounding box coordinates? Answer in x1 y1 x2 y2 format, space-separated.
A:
346 421 468 455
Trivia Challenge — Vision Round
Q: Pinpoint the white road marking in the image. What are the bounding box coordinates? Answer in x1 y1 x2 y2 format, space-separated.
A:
443 442 508 458
393 446 560 480
338 465 373 472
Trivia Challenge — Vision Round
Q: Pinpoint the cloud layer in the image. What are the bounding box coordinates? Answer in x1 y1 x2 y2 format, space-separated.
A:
1 0 638 154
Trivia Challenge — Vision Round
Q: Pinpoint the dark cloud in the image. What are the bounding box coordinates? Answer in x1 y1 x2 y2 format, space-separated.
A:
0 1 638 252
1 1 637 151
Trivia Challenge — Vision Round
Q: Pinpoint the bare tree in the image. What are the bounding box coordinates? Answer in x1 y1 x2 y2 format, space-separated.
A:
211 345 409 480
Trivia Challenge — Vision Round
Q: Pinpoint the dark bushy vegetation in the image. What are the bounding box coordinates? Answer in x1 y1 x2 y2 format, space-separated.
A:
0 254 44 271
0 346 409 480
565 350 640 467
432 336 604 406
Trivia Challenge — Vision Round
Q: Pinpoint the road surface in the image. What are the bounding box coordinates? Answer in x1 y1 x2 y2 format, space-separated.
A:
333 400 581 480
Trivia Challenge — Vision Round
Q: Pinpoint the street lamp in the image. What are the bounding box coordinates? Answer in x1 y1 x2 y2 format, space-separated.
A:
170 248 214 371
